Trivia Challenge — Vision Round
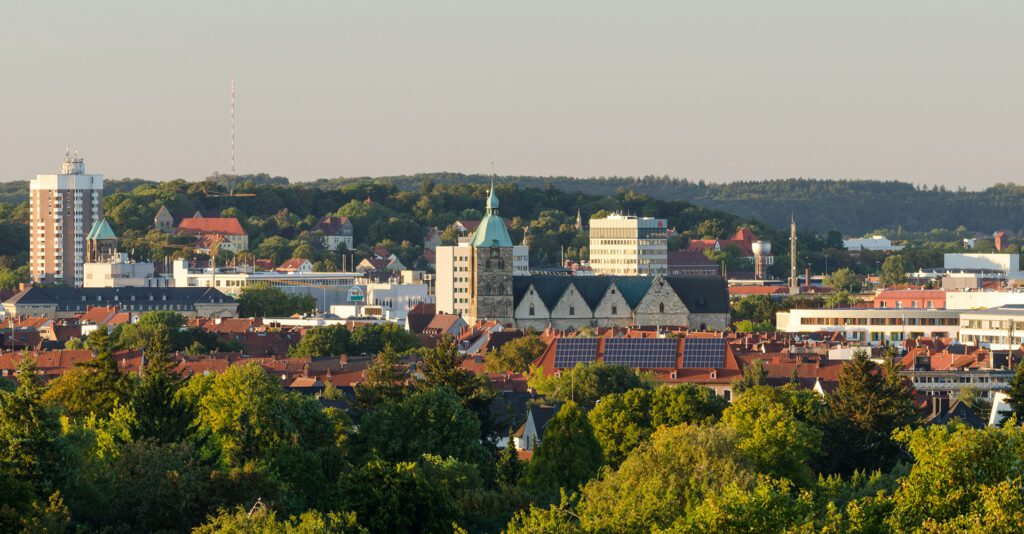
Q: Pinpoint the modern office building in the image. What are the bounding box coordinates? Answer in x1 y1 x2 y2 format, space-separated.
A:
29 152 104 286
776 308 960 344
958 306 1024 350
588 214 668 275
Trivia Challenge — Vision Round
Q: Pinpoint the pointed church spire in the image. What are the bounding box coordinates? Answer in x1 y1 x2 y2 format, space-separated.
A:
486 179 499 215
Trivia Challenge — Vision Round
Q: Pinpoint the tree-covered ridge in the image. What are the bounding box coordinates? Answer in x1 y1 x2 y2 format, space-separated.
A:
330 173 1024 235
6 171 1024 236
0 173 759 272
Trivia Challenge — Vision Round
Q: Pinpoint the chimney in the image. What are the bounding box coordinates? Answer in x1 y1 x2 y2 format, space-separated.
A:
932 396 951 417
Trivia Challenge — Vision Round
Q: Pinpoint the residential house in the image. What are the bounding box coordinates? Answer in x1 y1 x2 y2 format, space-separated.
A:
317 216 354 251
276 258 313 273
176 217 249 253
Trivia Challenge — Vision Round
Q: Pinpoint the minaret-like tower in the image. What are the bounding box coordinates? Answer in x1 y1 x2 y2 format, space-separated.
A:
789 214 798 295
468 182 515 324
576 209 583 230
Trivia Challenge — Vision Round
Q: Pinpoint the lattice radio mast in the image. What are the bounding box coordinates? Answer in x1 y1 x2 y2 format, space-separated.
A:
230 78 235 174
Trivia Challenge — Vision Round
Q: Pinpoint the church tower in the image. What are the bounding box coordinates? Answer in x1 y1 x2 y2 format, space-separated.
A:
468 183 514 324
86 218 118 263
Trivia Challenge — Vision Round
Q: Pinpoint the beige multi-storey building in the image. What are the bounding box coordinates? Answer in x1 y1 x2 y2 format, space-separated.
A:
435 239 528 317
589 214 668 275
29 153 104 287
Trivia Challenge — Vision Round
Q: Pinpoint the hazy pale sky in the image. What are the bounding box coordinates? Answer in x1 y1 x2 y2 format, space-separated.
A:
2 1 1022 187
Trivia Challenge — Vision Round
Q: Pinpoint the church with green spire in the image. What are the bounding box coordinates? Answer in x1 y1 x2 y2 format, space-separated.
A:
448 183 730 330
467 182 515 324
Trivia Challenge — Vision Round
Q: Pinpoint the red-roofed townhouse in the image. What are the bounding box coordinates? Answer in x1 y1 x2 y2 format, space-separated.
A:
176 217 249 253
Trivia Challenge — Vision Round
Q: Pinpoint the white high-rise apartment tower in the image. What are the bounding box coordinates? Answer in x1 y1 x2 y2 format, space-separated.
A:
29 151 104 287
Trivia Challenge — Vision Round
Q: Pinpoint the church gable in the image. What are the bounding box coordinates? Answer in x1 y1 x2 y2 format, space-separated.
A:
592 282 632 319
634 276 690 326
514 284 551 320
549 283 593 320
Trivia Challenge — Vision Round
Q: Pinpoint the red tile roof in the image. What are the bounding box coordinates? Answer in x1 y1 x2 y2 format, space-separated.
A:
177 217 246 236
317 216 351 235
276 258 310 272
79 306 119 324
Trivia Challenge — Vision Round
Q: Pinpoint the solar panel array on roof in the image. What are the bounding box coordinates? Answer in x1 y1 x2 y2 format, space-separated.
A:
603 338 678 368
681 338 726 368
553 338 599 368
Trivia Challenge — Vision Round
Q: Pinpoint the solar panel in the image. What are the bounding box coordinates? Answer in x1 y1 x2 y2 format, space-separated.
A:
553 338 599 368
681 338 726 368
603 338 678 368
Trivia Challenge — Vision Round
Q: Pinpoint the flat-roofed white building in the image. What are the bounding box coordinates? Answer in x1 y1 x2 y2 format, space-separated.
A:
946 290 1024 310
330 281 431 322
844 235 902 252
84 254 168 288
958 306 1024 350
944 253 1020 273
776 308 960 345
172 259 363 312
589 214 668 275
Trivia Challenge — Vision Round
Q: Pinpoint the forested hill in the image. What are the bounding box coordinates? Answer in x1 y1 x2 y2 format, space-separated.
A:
7 172 1024 234
325 174 1024 235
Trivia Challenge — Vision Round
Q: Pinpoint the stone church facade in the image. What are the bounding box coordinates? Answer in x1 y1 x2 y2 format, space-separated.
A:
464 187 730 330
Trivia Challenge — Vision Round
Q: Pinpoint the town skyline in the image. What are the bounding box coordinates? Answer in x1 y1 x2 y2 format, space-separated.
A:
3 1 1023 187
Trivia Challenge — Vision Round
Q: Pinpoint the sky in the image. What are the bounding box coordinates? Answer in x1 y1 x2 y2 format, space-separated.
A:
2 1 1022 188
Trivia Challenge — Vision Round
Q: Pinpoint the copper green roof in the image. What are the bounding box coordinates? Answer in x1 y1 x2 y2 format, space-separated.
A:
470 184 513 248
86 218 117 240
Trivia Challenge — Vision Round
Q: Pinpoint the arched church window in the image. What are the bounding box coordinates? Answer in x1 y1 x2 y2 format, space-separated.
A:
659 302 665 314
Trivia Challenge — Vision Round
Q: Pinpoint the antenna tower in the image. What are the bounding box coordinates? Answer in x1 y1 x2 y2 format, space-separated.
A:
230 78 235 174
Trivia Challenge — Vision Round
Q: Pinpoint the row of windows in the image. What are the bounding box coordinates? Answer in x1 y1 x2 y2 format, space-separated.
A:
525 301 666 316
878 300 937 309
962 319 1024 330
911 375 1008 384
800 317 958 326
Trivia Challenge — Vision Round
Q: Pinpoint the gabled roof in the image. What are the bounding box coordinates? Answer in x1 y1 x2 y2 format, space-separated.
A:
612 277 655 308
568 277 613 309
665 277 730 314
424 314 467 335
317 216 352 235
517 276 574 310
79 306 119 324
277 258 311 272
86 218 117 240
513 275 727 314
176 217 246 236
